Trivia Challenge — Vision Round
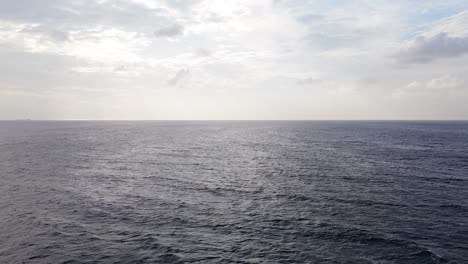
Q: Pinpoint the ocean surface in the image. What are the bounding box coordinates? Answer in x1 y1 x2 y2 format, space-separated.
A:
0 121 467 264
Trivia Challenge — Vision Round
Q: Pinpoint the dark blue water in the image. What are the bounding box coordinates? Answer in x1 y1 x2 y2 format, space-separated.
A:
0 121 467 263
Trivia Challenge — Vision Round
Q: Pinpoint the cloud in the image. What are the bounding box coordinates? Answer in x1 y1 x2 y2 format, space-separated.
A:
163 0 204 10
1 0 468 119
297 77 322 85
298 14 324 23
397 32 468 63
195 48 211 57
154 24 184 38
426 10 468 38
272 0 286 5
49 30 70 42
393 74 465 98
296 3 399 51
168 69 190 86
0 0 171 30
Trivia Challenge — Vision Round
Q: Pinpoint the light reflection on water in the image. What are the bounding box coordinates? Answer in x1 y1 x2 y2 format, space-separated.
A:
0 121 467 263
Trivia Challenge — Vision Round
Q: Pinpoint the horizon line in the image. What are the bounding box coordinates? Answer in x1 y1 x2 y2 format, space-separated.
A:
1 119 468 122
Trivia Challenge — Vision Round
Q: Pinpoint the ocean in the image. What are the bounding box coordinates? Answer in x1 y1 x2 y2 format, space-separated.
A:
0 121 467 263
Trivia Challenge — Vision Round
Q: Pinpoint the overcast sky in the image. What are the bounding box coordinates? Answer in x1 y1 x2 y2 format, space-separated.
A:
1 0 468 120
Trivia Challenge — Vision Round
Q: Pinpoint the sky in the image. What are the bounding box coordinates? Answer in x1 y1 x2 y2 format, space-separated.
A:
0 0 468 120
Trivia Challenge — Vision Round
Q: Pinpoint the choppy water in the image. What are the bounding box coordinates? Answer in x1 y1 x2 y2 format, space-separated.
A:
0 121 467 264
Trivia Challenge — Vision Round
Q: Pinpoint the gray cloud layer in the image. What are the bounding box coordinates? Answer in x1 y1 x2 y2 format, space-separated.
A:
1 0 468 119
398 32 468 63
154 24 184 38
0 0 178 39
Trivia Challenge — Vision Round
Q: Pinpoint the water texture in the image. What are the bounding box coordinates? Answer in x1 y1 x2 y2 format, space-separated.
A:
0 121 467 263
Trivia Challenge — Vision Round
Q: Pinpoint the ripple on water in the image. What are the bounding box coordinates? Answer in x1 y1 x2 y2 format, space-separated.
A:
0 121 467 263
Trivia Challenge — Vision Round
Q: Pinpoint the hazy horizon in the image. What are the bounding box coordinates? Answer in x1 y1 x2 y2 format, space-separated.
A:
2 119 468 121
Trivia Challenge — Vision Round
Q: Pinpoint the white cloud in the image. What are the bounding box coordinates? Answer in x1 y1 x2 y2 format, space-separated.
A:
425 10 468 38
393 74 465 98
